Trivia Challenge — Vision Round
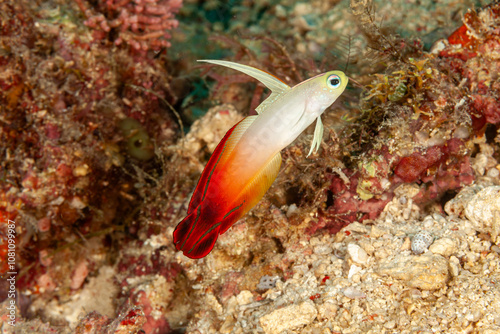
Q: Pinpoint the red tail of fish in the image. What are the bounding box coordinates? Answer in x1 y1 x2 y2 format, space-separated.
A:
173 205 221 259
173 197 250 258
173 115 282 259
173 117 250 259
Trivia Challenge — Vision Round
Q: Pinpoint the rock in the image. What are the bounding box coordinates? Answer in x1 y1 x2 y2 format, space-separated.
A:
464 186 500 241
401 237 411 251
487 167 500 178
259 300 317 334
219 315 236 333
256 276 279 291
376 254 450 290
347 243 369 265
317 302 338 321
236 290 254 305
449 256 460 277
314 244 333 255
358 239 375 254
444 185 483 217
374 248 390 260
394 183 421 198
71 261 89 290
182 104 242 154
370 225 386 238
347 264 362 280
344 222 370 234
384 320 396 329
429 237 457 257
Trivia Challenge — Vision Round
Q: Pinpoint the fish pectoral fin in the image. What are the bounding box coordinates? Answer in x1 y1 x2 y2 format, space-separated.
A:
198 60 291 114
254 91 282 114
307 117 324 157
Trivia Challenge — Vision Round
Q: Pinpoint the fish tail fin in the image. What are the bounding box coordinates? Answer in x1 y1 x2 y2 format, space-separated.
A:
173 205 221 259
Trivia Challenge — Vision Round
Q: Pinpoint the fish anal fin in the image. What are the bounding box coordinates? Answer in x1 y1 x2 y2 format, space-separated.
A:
186 228 219 259
255 91 281 114
219 151 282 234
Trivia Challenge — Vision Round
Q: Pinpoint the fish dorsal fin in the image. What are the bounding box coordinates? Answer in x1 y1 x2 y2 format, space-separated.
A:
218 115 258 164
198 59 291 114
307 116 324 157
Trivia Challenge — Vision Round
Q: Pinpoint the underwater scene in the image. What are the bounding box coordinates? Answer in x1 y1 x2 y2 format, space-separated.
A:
1 0 500 332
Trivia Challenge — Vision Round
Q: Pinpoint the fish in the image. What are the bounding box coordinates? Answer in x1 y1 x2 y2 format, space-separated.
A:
173 60 348 259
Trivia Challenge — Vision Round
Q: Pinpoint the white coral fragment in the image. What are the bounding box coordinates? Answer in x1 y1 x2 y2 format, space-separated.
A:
411 231 434 254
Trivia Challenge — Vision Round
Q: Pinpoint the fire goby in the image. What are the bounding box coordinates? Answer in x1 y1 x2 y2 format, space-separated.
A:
173 60 348 258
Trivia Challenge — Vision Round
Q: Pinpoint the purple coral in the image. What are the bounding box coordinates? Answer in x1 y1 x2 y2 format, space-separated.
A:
76 0 182 52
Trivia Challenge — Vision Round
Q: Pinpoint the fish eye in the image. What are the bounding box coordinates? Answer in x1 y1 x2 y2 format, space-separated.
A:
327 74 341 89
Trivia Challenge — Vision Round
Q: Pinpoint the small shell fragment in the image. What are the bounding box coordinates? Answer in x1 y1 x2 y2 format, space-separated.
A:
411 231 434 254
347 243 368 265
257 275 279 291
342 286 366 299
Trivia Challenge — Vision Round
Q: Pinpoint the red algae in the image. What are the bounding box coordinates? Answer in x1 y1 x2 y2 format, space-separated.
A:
394 147 443 183
318 2 500 231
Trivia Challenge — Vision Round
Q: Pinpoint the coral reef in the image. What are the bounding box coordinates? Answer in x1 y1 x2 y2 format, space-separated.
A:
1 0 500 333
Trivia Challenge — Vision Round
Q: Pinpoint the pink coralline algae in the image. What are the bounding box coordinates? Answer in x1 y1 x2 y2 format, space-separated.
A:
74 308 147 334
113 247 182 333
76 0 183 52
441 3 500 129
